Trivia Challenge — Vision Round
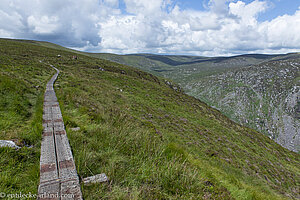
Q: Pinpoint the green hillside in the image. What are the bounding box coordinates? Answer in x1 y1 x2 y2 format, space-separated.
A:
93 52 300 153
0 39 299 199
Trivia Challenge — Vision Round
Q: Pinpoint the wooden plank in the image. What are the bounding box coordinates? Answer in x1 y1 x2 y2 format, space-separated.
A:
38 66 82 200
61 179 82 200
38 182 60 200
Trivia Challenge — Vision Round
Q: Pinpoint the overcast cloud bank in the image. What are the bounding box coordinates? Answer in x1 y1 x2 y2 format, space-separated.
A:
1 0 300 56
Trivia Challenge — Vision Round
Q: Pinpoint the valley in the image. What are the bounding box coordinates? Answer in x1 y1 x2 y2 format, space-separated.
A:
95 53 300 152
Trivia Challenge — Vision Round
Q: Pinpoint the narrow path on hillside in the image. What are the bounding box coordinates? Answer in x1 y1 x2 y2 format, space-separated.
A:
38 65 82 200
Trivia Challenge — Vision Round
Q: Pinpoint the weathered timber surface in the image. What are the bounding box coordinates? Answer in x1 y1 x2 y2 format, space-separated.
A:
83 173 108 185
38 66 82 200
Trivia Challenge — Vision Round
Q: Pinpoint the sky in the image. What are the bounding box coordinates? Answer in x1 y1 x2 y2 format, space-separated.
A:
0 0 300 56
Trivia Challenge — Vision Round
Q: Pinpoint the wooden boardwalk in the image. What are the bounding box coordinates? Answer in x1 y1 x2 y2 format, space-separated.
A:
38 66 82 200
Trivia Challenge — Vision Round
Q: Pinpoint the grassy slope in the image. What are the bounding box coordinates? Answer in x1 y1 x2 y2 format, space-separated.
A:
0 39 299 199
0 39 53 194
93 52 300 152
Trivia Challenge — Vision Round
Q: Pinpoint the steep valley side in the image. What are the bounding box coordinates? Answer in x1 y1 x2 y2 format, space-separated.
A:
185 59 300 152
96 53 300 152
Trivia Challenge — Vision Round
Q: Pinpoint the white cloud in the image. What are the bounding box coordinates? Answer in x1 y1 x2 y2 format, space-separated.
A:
0 0 115 47
0 0 300 56
0 29 12 38
229 0 268 26
261 9 300 49
0 6 24 35
209 0 231 15
103 0 119 7
124 0 165 15
27 15 59 34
